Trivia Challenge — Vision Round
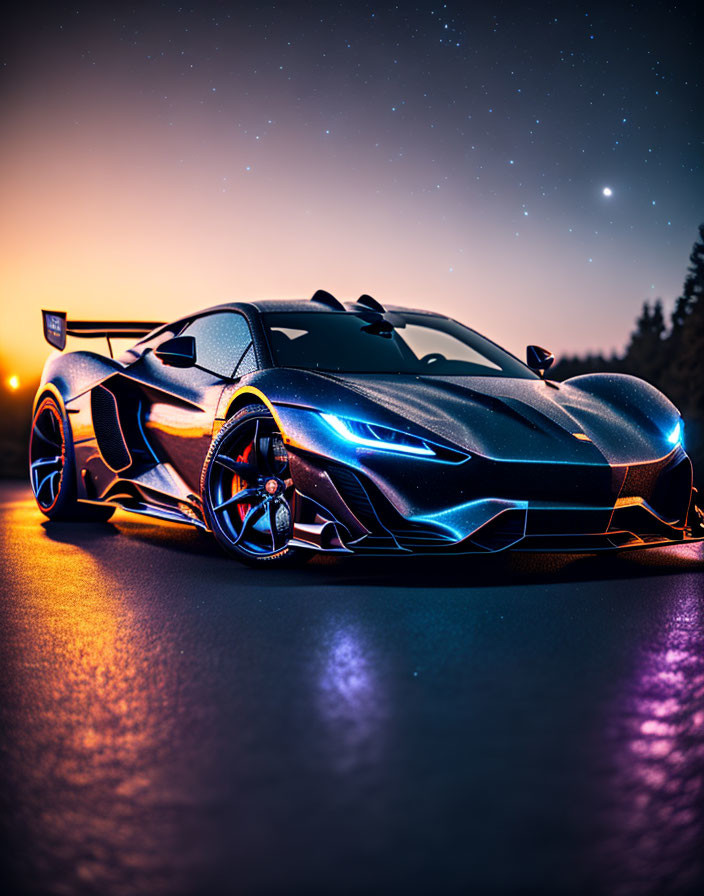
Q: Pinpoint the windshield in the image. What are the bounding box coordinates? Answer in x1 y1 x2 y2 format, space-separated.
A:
263 311 537 378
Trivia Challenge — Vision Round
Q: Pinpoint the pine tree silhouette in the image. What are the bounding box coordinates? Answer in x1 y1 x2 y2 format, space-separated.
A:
668 226 704 467
672 222 704 331
551 223 704 484
622 299 666 385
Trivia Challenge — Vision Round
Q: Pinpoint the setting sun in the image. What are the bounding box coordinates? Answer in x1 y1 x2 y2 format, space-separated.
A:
7 374 20 390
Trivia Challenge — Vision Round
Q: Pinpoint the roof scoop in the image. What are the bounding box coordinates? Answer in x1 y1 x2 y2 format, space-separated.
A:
356 294 386 313
310 289 345 310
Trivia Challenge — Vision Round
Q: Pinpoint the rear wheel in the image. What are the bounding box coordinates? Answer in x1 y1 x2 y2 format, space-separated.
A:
201 405 307 566
29 395 115 521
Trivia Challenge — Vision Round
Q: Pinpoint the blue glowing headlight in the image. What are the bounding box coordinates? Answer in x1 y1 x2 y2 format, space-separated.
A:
320 413 436 457
667 420 684 447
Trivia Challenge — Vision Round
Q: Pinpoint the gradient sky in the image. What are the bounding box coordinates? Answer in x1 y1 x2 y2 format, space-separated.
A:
2 0 702 378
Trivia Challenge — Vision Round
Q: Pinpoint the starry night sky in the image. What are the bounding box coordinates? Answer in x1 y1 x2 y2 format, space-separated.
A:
1 0 702 376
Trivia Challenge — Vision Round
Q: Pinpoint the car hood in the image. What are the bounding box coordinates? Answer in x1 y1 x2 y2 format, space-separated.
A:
325 373 676 465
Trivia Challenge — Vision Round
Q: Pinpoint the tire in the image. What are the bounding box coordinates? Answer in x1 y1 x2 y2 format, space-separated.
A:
201 404 308 566
29 395 115 522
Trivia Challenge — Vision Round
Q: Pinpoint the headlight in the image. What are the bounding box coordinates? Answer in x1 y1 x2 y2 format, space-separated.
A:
320 413 436 457
667 419 684 448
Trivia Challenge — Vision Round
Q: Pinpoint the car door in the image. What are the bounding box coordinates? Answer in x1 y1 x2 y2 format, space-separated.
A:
139 310 256 492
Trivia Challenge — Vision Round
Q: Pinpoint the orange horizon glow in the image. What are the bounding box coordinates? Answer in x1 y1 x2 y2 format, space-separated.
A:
1 10 698 382
0 123 691 381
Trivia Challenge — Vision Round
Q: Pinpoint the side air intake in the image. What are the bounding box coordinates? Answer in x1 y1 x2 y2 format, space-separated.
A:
90 385 131 472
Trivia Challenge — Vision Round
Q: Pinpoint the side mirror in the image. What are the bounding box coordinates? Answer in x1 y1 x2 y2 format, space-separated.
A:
526 345 554 377
155 335 196 368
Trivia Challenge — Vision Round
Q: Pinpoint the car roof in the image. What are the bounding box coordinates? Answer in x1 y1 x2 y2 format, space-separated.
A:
190 299 445 317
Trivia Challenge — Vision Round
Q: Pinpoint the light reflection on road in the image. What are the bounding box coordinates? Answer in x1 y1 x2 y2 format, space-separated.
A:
316 621 388 774
2 485 703 895
596 583 704 895
1 496 191 894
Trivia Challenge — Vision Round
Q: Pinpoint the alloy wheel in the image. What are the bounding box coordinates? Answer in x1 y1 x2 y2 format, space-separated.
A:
29 401 65 512
206 416 294 557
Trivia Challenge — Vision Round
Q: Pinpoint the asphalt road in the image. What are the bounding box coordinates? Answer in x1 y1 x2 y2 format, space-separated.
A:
1 481 703 896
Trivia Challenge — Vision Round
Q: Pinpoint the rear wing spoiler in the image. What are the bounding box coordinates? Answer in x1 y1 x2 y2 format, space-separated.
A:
42 310 165 353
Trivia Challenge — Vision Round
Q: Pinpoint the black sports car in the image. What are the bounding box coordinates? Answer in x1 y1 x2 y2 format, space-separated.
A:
31 290 703 565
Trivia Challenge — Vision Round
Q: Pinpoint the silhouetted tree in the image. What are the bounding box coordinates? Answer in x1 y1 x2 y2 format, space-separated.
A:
676 295 704 416
664 224 704 420
551 223 704 485
622 299 666 386
550 352 623 380
671 222 704 332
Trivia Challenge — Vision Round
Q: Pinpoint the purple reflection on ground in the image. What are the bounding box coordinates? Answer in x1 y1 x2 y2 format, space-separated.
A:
597 583 704 895
317 624 387 773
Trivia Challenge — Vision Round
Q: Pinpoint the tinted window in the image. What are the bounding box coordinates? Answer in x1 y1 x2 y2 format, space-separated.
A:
263 311 536 378
182 312 254 378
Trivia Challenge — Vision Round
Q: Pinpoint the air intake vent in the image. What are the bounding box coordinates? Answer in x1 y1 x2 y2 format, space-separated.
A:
91 385 131 472
330 465 455 551
329 467 379 528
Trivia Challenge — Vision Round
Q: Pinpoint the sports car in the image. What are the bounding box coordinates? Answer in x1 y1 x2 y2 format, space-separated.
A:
31 290 704 565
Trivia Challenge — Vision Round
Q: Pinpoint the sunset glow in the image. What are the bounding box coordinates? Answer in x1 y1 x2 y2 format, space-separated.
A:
1 4 701 379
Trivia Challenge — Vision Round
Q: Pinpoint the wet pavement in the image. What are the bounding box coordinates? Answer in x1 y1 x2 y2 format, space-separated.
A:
1 480 703 895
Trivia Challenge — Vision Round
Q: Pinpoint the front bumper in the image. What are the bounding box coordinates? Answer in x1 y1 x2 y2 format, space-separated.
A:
287 445 701 555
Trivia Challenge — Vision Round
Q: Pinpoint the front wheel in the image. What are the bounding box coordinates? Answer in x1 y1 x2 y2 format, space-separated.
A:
29 395 115 521
200 405 308 566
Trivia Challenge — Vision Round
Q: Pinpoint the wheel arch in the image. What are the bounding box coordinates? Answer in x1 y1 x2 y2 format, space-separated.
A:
221 386 291 441
224 387 270 418
32 382 67 416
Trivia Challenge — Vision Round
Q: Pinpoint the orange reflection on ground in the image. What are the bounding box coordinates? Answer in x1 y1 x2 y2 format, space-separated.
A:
1 495 184 892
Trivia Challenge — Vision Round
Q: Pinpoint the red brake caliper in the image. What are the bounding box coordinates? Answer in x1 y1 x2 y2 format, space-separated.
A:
232 441 254 523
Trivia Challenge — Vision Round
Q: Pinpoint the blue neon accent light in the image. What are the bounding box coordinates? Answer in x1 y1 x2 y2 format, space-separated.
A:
667 420 684 447
320 413 436 456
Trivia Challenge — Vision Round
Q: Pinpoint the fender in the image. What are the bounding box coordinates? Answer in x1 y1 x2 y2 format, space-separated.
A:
215 384 287 439
36 350 125 412
564 372 680 441
565 372 679 415
217 369 421 436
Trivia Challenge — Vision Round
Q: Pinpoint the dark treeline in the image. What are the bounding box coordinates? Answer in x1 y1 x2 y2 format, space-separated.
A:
552 224 704 486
